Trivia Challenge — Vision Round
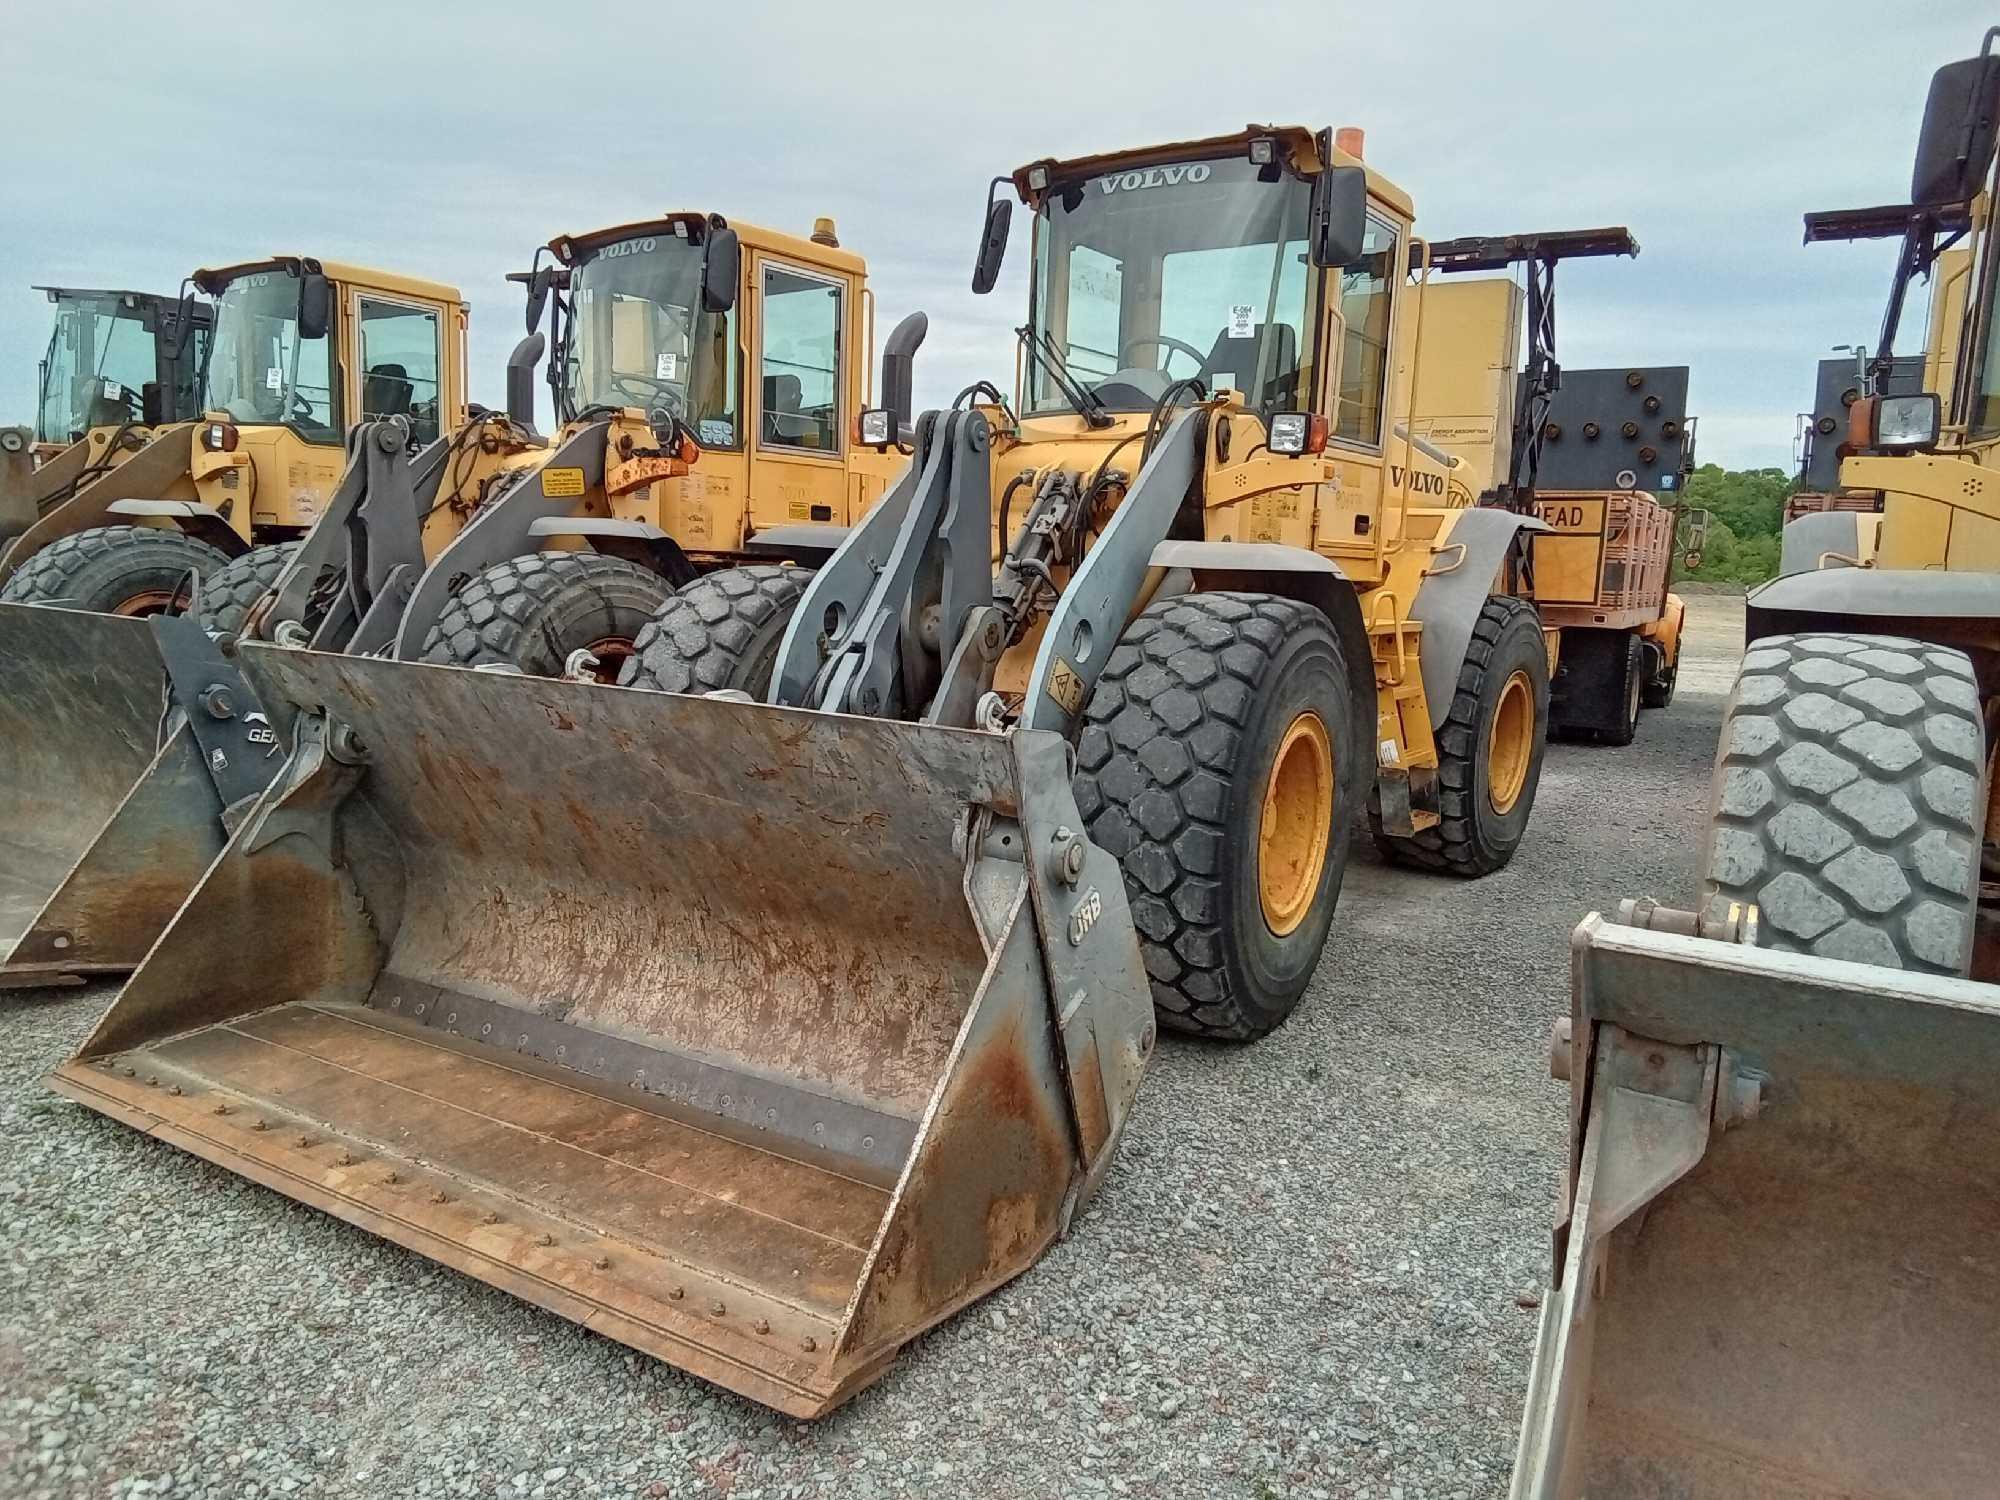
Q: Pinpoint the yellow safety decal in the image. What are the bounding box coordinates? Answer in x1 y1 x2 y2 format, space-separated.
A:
540 467 586 498
1048 659 1086 717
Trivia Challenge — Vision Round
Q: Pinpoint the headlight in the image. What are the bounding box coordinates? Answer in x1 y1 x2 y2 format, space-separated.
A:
203 422 239 453
858 408 894 448
1267 411 1328 456
1873 393 1940 450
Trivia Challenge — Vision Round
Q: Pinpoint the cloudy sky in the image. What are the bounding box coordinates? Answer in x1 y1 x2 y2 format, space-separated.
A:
2 3 1978 472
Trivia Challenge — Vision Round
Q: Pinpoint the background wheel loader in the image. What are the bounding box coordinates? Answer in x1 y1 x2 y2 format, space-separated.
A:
231 212 914 678
1514 33 2000 1495
0 256 466 986
50 125 1642 1415
0 215 913 988
1 285 212 547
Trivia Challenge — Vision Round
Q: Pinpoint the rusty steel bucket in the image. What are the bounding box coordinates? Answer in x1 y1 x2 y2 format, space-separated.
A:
51 644 1156 1415
0 605 177 986
1513 908 2000 1498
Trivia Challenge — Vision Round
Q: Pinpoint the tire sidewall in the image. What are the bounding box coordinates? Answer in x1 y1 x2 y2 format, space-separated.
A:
1216 626 1357 1030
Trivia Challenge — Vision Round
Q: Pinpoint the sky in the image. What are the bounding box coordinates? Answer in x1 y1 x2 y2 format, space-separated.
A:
1 3 1980 474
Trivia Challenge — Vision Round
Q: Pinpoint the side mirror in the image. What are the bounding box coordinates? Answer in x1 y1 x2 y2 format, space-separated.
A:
297 270 331 341
701 225 740 315
1309 164 1369 268
506 333 546 431
1911 50 2000 206
972 189 1013 295
525 266 556 335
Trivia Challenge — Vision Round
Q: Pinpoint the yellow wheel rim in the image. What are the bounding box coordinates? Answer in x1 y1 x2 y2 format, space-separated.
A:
1488 669 1535 815
1259 711 1335 937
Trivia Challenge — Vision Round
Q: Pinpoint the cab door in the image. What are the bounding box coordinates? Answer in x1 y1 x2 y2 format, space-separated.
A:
1319 209 1406 568
745 253 854 531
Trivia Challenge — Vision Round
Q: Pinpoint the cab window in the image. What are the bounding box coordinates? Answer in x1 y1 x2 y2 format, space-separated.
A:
358 299 443 444
759 266 842 452
1972 238 2000 438
1334 215 1398 447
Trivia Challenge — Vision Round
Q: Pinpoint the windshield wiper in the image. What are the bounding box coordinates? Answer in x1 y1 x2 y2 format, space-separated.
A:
1016 325 1112 428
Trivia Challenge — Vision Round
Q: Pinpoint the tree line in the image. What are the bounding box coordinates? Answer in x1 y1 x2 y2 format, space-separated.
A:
1674 463 1791 584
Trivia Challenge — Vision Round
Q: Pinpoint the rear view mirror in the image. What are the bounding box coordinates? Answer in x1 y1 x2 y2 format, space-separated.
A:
297 270 331 341
972 190 1012 295
1911 48 2000 205
1310 164 1368 268
701 224 740 315
524 266 556 335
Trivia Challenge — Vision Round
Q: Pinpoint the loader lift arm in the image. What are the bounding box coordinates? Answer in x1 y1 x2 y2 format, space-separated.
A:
1425 227 1640 509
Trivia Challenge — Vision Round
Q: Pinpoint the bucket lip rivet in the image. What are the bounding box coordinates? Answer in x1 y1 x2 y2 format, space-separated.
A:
752 1317 770 1335
295 1136 312 1149
481 1211 500 1225
668 1286 685 1301
593 1255 611 1270
801 1335 818 1352
383 1171 399 1185
537 1233 555 1247
710 1300 726 1317
167 1085 182 1097
430 1190 450 1204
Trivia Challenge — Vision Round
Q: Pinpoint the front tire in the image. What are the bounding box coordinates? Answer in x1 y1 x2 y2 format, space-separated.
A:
620 565 811 695
1074 592 1361 1041
418 550 675 680
1701 633 1986 974
1371 595 1549 876
196 541 299 638
0 524 228 616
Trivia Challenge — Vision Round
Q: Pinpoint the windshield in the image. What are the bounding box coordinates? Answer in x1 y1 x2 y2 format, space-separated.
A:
1029 155 1316 417
36 295 156 442
203 270 339 439
564 234 737 443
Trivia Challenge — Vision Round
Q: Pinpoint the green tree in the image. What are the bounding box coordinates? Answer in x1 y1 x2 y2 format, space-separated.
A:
1681 463 1791 540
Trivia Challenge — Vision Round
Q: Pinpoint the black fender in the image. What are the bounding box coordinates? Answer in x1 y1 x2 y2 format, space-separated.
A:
1411 509 1549 729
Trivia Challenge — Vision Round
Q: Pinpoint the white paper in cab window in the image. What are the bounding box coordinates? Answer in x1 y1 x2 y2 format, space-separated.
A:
265 367 283 391
1228 304 1255 338
655 351 680 382
102 381 122 401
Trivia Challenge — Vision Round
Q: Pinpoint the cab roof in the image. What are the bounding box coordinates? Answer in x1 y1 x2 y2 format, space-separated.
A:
1010 123 1414 220
192 257 464 307
550 214 868 278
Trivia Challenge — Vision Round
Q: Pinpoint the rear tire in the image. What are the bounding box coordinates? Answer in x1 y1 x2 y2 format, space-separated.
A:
1370 596 1549 876
419 550 675 680
1641 640 1676 709
1600 633 1644 748
620 565 811 695
196 541 299 638
1700 633 1986 975
1073 592 1361 1041
0 524 227 615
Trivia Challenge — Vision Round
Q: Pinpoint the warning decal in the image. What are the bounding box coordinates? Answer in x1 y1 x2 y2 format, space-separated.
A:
539 467 586 498
1047 658 1086 717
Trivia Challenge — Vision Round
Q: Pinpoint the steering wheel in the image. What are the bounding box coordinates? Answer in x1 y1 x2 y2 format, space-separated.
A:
291 391 317 420
608 372 683 417
1118 334 1208 375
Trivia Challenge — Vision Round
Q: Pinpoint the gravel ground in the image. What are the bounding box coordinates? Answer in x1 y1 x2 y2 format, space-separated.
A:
0 597 1745 1500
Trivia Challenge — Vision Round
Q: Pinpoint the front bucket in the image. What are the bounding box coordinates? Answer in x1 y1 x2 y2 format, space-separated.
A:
51 645 1154 1415
1514 914 2000 1498
0 605 169 984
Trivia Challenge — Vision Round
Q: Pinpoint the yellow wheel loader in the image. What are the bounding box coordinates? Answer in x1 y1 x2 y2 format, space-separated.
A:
232 213 911 678
1514 34 2000 1496
0 215 912 989
0 257 468 611
0 257 465 984
50 125 1631 1414
1 286 212 547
